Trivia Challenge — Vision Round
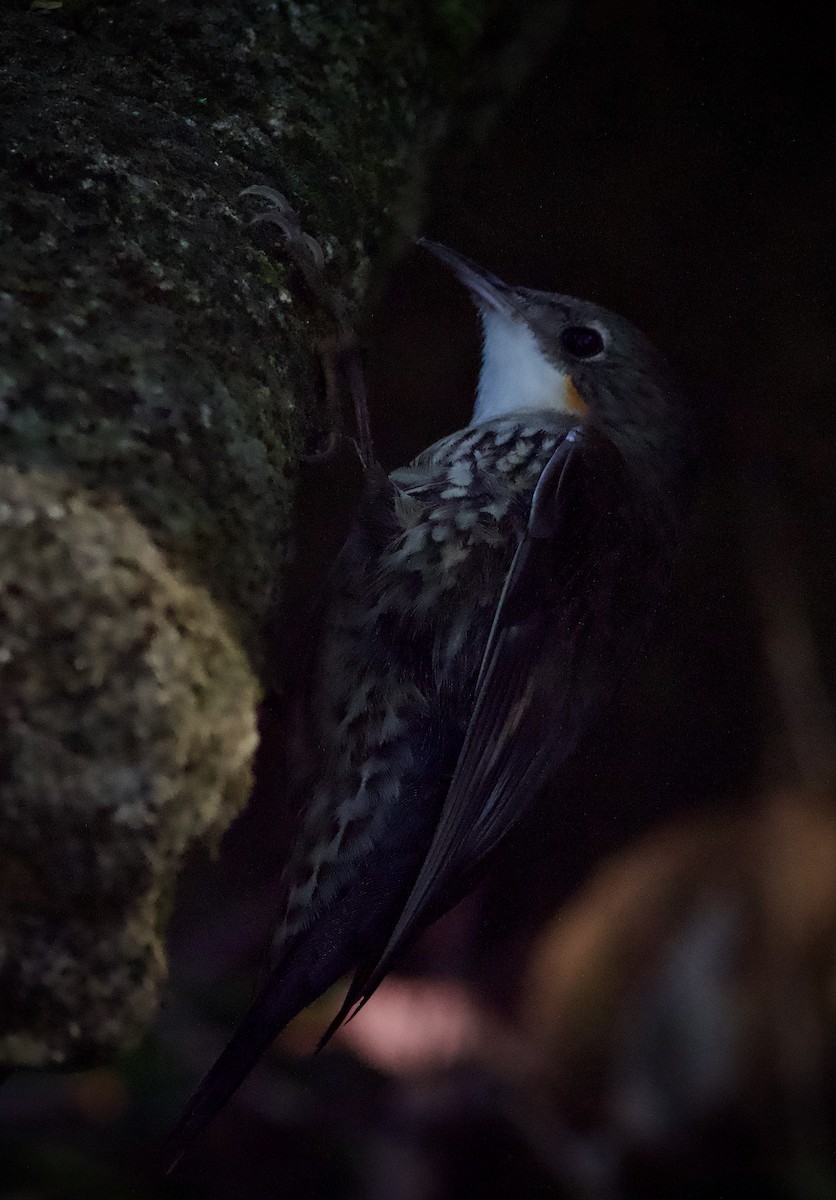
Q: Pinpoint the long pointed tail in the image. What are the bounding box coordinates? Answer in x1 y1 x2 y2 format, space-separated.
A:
164 968 292 1172
164 842 430 1172
164 924 357 1174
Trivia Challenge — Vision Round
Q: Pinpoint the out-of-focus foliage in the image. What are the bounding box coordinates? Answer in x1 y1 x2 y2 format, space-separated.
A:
524 789 836 1195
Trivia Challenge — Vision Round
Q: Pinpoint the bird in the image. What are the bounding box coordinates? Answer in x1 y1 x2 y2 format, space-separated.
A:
166 240 692 1168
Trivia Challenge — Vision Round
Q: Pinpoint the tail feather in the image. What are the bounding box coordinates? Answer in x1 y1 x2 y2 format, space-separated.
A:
165 967 294 1173
164 821 437 1172
164 927 356 1174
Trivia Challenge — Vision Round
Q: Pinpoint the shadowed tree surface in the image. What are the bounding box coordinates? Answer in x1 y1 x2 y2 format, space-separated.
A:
0 0 528 1069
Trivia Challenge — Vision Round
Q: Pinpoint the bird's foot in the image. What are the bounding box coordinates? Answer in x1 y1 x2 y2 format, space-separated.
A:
241 186 374 469
241 185 328 299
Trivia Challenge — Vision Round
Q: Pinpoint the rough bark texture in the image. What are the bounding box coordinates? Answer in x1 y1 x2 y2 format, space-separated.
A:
0 0 488 1068
0 466 258 1066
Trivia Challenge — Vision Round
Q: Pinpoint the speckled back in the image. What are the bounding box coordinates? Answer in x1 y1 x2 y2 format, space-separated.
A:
277 411 576 942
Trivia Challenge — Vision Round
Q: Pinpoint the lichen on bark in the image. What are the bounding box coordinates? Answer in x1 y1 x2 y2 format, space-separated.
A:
0 466 259 1066
0 0 491 1067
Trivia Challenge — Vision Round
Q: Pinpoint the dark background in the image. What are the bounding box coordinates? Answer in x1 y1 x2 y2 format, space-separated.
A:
360 0 835 994
2 1 835 1196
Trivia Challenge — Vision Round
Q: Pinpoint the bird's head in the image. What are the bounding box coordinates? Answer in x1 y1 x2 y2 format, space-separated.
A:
419 240 692 481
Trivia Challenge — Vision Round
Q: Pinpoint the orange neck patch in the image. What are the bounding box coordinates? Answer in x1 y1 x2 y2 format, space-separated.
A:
565 377 589 418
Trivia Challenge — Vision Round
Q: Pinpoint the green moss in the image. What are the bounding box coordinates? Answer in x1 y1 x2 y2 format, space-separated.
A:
252 251 289 293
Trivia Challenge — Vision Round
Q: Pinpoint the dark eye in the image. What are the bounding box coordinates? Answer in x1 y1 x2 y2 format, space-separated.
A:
560 326 605 359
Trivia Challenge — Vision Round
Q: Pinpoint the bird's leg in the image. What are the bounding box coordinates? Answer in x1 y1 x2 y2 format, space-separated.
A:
241 186 375 470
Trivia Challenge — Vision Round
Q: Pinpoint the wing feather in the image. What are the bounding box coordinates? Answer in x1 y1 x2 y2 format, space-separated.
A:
325 428 645 1022
322 426 668 1035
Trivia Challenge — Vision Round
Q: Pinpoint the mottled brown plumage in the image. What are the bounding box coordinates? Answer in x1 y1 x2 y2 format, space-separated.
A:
280 415 569 944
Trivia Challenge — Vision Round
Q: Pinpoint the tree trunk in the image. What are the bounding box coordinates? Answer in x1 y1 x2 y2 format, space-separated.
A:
0 0 489 1069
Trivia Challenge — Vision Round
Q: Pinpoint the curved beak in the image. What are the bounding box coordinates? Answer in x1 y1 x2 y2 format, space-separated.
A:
417 239 521 318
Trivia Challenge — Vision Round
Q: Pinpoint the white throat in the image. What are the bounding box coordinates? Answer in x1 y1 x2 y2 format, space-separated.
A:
472 309 575 425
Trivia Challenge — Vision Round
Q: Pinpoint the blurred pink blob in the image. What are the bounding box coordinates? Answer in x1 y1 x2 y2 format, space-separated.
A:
335 977 492 1075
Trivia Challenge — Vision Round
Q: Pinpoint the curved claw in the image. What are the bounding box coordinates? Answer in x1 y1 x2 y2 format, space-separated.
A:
248 208 298 238
299 232 325 275
239 185 295 217
242 187 326 279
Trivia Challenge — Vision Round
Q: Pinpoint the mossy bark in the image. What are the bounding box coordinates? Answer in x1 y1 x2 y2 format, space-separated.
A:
0 0 489 1068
